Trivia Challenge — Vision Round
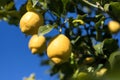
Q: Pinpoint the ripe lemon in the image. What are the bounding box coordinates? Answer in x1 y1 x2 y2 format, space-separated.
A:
20 11 44 35
108 20 120 33
28 34 46 54
47 34 72 64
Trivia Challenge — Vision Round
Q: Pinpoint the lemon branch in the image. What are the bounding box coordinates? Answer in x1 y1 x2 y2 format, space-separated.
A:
82 0 98 8
82 0 104 11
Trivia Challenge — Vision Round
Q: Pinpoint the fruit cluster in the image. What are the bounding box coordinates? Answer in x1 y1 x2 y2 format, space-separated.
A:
19 11 72 64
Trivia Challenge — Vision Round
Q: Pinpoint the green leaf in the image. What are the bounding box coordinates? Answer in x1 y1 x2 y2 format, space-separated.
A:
26 0 33 11
7 10 20 18
0 10 6 19
38 24 54 36
32 0 39 7
94 42 104 56
103 39 118 53
61 0 69 14
95 16 105 41
0 0 11 6
61 0 69 7
104 4 110 12
24 73 35 80
47 0 63 17
109 2 120 21
4 1 15 11
77 14 88 19
19 2 27 16
109 51 120 69
94 39 118 56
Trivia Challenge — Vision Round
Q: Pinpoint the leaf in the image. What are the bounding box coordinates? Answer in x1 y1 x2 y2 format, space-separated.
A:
38 24 54 36
103 39 118 53
7 10 20 18
24 73 35 80
94 38 118 56
61 0 69 7
32 0 39 7
4 1 15 11
0 10 6 19
41 59 49 65
47 0 63 17
61 0 69 14
77 14 88 19
95 16 105 41
19 2 27 16
109 50 120 69
72 19 85 25
0 0 11 6
109 2 120 21
94 42 104 56
104 4 110 12
26 0 34 11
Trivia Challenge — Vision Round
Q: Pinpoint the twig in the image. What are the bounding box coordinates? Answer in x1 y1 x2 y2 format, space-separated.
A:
82 0 98 8
82 0 104 11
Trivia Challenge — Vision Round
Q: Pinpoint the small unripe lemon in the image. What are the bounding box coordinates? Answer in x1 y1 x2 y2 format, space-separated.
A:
83 57 95 64
108 20 120 33
77 72 88 79
28 34 46 54
96 68 107 77
47 34 72 64
20 11 44 35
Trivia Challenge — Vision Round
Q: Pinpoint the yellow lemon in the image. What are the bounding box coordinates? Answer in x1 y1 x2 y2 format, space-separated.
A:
108 20 120 33
20 11 44 35
47 34 72 64
28 34 46 54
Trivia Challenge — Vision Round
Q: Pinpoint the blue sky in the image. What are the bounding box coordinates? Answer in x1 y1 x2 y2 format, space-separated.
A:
0 0 58 80
0 21 58 80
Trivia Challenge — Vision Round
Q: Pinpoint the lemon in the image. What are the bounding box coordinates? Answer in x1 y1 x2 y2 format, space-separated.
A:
47 34 72 64
20 11 44 35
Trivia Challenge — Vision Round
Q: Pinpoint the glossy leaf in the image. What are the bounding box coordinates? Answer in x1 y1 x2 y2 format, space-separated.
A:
38 24 54 36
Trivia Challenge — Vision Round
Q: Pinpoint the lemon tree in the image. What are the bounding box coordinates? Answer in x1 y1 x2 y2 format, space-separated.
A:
1 0 120 80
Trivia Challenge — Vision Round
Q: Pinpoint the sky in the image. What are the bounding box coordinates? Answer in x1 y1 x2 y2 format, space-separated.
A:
0 21 58 80
0 0 58 80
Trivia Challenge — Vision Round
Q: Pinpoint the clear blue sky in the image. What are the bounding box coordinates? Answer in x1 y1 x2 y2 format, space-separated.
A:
0 21 58 80
0 0 58 80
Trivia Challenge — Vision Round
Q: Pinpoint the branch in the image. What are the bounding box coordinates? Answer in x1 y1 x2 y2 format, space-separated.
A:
82 0 98 8
82 0 104 11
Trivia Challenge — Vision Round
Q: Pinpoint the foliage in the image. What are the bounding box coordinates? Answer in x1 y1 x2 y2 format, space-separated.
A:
1 0 120 80
23 73 35 80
